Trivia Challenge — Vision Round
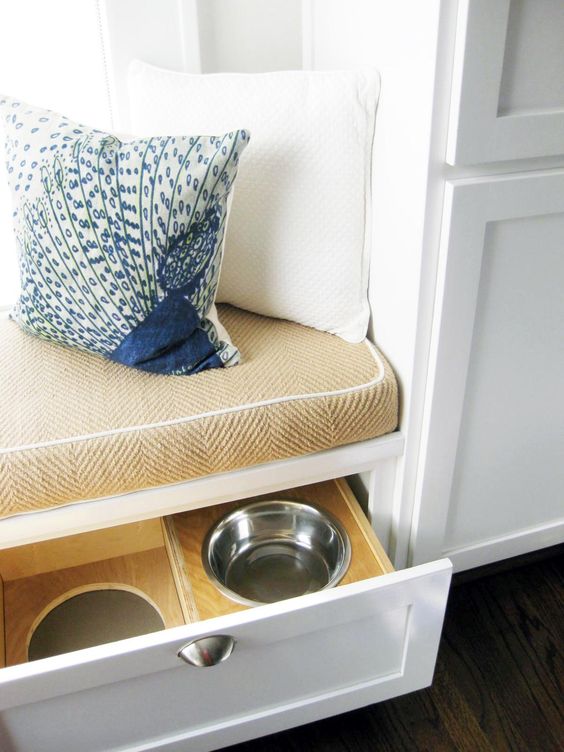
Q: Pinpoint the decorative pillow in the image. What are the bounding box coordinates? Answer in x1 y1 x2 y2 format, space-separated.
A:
127 62 380 343
0 96 249 375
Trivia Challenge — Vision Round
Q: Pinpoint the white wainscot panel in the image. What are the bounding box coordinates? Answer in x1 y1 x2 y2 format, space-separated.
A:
448 0 564 164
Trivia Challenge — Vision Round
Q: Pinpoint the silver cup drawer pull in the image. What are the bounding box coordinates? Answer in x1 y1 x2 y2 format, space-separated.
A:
178 635 236 667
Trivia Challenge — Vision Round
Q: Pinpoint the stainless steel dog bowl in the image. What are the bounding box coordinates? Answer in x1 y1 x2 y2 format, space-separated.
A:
202 500 351 606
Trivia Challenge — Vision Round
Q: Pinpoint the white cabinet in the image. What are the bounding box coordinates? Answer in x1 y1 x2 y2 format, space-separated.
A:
448 0 564 164
412 171 564 568
408 1 564 569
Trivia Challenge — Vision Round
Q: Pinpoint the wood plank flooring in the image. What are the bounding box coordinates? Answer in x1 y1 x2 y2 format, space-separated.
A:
228 547 564 752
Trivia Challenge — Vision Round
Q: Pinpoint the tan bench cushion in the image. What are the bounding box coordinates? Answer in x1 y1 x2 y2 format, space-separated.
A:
0 305 398 519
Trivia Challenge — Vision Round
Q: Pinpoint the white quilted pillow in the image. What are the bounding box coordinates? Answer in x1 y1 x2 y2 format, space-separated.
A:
128 62 379 342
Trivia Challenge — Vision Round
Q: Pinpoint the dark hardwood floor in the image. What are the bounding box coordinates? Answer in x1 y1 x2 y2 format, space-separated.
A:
227 547 564 752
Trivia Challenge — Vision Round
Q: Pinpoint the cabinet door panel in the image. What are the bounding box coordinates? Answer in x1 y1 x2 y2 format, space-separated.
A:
444 214 564 551
0 561 451 752
413 171 564 569
448 0 564 163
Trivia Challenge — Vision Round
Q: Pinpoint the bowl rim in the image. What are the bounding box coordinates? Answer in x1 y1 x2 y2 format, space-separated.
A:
201 498 352 607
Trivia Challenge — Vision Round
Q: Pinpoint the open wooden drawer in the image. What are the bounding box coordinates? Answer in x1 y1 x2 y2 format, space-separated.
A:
0 480 451 752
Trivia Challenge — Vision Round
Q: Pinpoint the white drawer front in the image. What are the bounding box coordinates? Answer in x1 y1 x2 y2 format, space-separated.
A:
0 559 451 752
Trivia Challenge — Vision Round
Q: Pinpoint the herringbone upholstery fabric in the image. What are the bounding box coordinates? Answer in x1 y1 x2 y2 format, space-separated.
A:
0 305 398 518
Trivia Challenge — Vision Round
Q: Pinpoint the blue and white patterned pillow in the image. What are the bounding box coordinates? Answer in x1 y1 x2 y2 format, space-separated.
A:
0 96 249 375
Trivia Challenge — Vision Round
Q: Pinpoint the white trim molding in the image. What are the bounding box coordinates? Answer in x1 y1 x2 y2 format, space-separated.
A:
444 518 564 572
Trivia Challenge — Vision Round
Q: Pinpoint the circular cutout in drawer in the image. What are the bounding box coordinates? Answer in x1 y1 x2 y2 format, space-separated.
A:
203 500 351 606
28 588 165 661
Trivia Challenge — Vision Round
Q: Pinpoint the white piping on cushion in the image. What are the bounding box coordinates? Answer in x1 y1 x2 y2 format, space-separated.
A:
1 340 387 454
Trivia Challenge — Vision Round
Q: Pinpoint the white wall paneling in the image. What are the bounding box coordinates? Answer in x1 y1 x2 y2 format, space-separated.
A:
198 0 302 74
448 0 564 164
411 169 564 569
98 0 201 131
99 0 303 133
0 0 112 306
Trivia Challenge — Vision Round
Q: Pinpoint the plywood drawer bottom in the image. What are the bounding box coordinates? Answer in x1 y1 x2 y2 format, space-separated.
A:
0 480 391 668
